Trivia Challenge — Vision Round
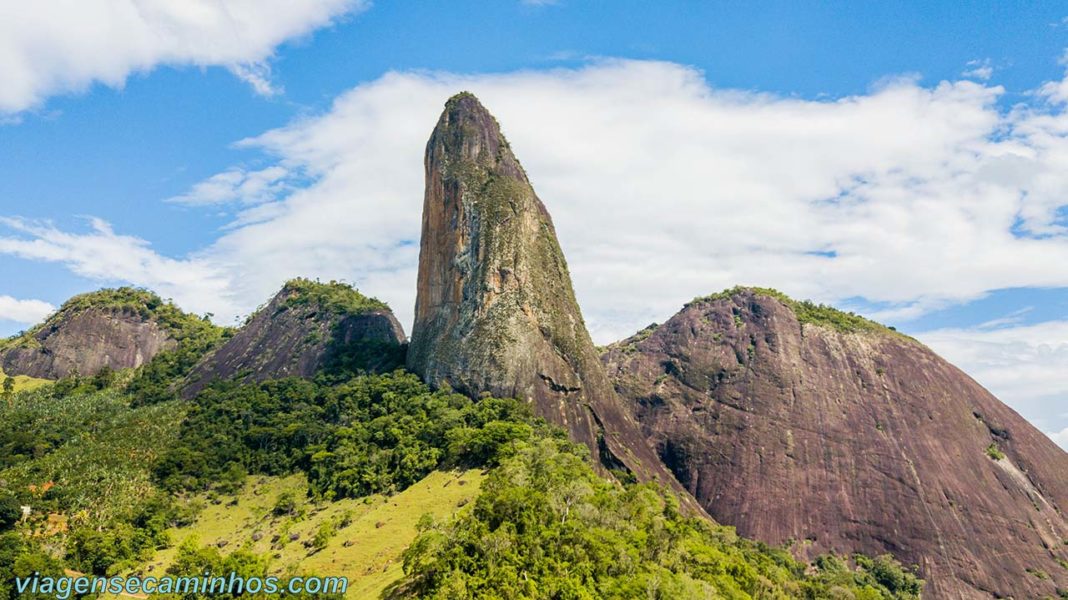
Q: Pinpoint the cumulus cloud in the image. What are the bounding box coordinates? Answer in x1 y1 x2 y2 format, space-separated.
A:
0 217 237 321
0 295 54 325
0 0 365 113
7 59 1068 346
189 59 1068 343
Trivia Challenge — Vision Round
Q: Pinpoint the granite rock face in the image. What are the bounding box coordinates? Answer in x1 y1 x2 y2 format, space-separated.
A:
603 288 1068 599
182 279 405 397
407 93 678 487
0 289 177 379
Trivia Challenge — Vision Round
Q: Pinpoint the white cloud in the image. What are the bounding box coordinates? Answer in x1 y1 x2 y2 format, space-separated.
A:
1049 427 1068 450
919 319 1068 440
7 59 1068 346
203 59 1068 344
0 217 237 321
166 165 291 206
6 58 1068 434
0 0 365 113
0 295 54 325
963 59 994 81
228 61 282 97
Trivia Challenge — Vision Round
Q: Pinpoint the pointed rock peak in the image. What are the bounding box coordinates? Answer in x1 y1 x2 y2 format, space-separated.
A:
428 92 526 181
443 90 488 114
408 95 689 498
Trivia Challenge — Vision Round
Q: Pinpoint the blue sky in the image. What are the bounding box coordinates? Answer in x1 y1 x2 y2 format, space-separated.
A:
1 1 1067 446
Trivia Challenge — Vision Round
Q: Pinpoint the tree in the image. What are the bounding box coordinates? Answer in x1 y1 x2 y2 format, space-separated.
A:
2 377 13 407
0 493 20 531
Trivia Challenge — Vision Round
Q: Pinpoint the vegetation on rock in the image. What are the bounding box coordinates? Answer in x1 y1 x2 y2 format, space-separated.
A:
688 286 904 335
280 278 388 317
1 287 207 350
124 295 230 406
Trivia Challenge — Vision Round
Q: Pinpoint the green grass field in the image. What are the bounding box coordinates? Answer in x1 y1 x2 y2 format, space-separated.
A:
130 470 484 599
0 366 51 393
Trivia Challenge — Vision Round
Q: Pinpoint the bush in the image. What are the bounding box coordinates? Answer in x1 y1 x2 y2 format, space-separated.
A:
0 494 19 531
0 532 64 600
273 491 301 518
311 520 337 551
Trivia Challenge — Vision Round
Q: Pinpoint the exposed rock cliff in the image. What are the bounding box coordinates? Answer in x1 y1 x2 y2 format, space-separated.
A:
182 279 405 397
603 287 1068 599
407 93 678 487
0 288 188 379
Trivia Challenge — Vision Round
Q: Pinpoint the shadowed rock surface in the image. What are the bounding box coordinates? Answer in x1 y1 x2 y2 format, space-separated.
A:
407 93 681 488
182 279 405 397
0 288 182 379
603 287 1068 599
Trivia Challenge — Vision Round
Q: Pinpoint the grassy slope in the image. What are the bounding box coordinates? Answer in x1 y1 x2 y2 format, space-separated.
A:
0 367 51 392
132 471 484 599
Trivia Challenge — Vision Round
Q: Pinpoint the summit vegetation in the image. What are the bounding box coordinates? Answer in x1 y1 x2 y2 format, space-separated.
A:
1 287 214 350
689 286 903 336
279 278 388 317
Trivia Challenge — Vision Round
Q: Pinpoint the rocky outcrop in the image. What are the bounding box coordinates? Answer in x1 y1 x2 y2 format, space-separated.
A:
182 279 405 397
407 93 680 488
603 287 1068 599
0 288 180 379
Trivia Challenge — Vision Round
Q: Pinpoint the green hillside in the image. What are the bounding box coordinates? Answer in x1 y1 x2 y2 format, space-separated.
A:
0 367 50 394
124 471 483 599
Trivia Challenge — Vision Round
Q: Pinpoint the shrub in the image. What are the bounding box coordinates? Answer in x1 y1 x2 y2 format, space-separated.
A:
0 494 19 531
272 491 300 517
311 520 337 551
